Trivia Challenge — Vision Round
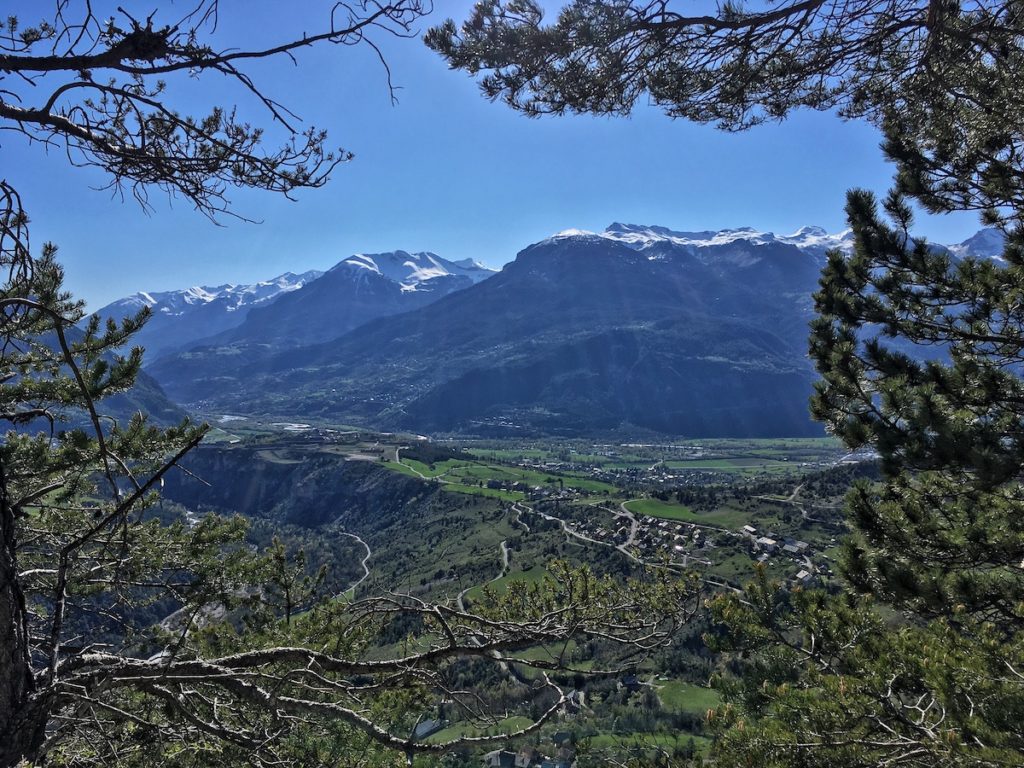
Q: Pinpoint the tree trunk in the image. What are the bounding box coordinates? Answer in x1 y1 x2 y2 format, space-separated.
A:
0 457 43 767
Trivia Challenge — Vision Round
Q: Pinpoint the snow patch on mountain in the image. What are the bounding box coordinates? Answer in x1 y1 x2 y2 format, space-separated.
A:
547 221 1019 266
332 250 497 290
600 222 856 256
104 270 323 319
546 223 856 260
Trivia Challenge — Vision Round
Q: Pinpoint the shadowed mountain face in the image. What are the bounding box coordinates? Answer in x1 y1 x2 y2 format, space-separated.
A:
151 230 828 437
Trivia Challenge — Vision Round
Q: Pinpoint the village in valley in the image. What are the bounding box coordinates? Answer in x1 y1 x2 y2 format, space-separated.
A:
188 418 873 766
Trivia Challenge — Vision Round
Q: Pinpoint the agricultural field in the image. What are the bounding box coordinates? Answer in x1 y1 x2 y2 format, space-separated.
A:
386 450 621 500
656 680 721 716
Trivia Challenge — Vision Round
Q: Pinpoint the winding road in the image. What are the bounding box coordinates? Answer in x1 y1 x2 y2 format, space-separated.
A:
456 538 509 612
753 481 834 525
394 446 430 480
336 531 372 597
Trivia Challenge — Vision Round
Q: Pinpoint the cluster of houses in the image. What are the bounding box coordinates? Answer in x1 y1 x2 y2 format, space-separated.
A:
630 518 710 560
482 478 578 501
741 525 816 583
565 516 631 547
566 514 713 564
483 737 575 768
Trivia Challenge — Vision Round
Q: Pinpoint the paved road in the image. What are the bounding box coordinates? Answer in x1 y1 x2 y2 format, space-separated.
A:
498 539 510 576
615 502 639 547
511 503 531 532
754 481 834 524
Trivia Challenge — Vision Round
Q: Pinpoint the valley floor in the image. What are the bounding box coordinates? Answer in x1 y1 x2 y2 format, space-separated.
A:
166 418 872 765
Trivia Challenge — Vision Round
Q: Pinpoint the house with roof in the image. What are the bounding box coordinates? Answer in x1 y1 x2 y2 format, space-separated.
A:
483 749 517 768
412 719 447 740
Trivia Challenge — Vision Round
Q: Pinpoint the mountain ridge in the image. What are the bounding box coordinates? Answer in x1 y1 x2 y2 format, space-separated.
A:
93 270 324 359
141 221 1009 437
151 229 827 436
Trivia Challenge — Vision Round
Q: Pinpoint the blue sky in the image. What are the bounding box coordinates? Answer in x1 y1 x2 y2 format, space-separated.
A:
5 1 982 309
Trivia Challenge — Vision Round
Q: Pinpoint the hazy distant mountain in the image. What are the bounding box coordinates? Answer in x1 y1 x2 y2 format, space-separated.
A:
144 251 498 392
27 327 186 429
948 227 1006 260
93 271 323 359
100 250 497 366
104 369 186 426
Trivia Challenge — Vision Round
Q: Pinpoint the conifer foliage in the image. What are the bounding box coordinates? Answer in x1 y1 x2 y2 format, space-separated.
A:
0 4 700 766
430 1 1024 764
707 194 1024 765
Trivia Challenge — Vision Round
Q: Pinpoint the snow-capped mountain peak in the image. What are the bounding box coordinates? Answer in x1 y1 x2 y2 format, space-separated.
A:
949 227 1006 261
91 269 325 360
333 250 497 290
105 270 323 319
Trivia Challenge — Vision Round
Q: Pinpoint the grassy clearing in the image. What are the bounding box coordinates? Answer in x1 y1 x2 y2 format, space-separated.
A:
380 460 422 478
656 681 721 715
624 498 697 521
625 498 751 530
512 639 580 663
697 504 758 529
464 566 550 603
427 716 534 742
400 457 464 478
560 472 620 494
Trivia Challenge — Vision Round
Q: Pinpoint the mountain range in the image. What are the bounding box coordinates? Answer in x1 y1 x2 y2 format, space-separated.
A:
93 271 323 359
112 224 1004 437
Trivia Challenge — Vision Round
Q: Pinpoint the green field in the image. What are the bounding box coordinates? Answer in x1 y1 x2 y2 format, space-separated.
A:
624 498 751 529
441 483 526 501
463 566 550 603
385 454 619 497
428 716 534 743
624 498 696 520
656 680 722 715
380 460 423 478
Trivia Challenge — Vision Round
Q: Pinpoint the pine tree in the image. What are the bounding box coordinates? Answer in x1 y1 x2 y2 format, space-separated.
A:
0 4 701 765
427 1 1024 223
430 2 1024 765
